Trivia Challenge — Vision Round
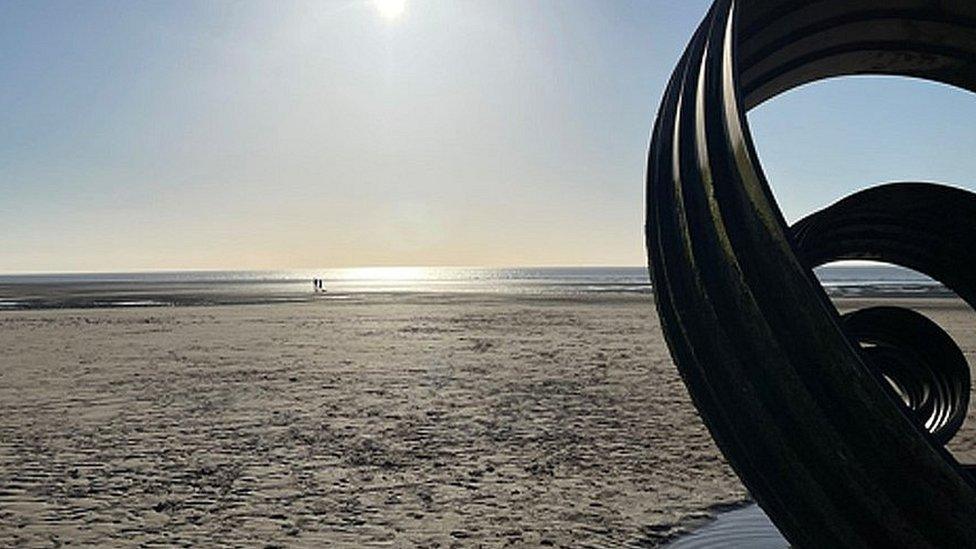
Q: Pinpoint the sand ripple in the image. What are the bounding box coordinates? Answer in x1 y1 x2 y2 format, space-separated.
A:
10 295 919 546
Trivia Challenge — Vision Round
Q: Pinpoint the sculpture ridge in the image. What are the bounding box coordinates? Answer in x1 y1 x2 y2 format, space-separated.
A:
646 1 976 546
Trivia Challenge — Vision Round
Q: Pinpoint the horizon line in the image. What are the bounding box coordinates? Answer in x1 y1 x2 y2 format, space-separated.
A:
0 260 892 277
0 264 651 277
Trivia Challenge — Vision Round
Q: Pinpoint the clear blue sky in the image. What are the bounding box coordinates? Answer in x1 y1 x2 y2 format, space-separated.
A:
2 0 976 272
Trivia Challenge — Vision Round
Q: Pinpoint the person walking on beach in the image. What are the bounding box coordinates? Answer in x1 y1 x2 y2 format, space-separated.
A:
313 278 325 293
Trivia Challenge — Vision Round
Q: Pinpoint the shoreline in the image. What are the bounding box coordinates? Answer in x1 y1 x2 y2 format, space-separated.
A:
0 285 960 312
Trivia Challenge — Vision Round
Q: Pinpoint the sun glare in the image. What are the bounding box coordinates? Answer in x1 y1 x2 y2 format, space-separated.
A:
373 0 406 21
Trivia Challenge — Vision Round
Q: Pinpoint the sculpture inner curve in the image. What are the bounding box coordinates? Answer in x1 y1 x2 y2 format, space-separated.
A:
841 306 970 445
791 182 976 446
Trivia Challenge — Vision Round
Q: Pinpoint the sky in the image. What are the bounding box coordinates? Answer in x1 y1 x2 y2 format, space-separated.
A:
2 1 976 273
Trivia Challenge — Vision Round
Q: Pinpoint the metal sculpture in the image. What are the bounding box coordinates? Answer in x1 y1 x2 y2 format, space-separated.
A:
646 1 976 547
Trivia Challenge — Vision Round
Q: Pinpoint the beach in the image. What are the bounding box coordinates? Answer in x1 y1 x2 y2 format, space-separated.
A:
1 294 974 547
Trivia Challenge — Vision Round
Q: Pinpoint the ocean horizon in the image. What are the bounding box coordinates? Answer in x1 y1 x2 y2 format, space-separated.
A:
0 265 949 311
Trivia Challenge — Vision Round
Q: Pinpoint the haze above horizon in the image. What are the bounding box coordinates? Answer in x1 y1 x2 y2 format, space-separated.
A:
4 1 976 272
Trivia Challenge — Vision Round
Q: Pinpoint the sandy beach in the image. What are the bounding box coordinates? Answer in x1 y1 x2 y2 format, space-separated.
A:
1 294 974 547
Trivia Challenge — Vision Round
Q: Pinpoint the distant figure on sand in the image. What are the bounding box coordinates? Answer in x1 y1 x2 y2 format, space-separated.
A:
313 278 325 293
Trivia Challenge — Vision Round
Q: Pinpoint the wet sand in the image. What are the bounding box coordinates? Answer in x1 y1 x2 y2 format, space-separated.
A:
1 295 974 547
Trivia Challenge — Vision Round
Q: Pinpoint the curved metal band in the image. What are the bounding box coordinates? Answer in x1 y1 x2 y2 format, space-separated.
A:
793 182 976 310
841 305 970 445
646 1 976 547
791 182 976 445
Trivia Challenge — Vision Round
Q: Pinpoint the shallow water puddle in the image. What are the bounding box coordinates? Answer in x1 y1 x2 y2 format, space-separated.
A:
667 504 788 548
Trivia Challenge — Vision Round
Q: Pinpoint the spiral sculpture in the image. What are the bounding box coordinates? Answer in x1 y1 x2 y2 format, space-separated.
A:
646 1 976 547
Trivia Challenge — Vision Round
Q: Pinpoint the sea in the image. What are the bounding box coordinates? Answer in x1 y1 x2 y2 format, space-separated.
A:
0 265 950 311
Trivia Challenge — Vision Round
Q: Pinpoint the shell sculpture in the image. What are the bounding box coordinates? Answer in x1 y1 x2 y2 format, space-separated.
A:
646 1 976 546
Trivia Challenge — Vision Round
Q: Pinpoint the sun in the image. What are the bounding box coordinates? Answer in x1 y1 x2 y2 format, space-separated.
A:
373 0 406 21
